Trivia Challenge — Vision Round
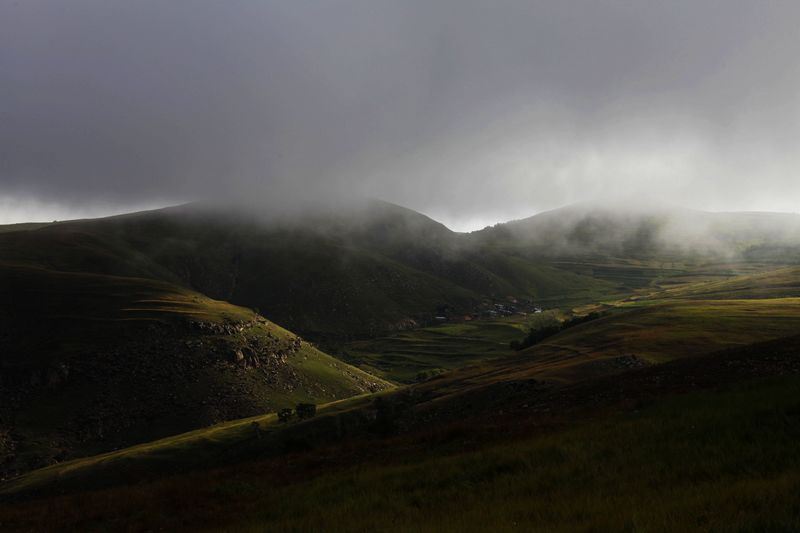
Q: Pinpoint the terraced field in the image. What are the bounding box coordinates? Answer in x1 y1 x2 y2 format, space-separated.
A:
343 314 560 383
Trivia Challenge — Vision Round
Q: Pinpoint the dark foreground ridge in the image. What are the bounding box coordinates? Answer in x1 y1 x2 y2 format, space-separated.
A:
3 332 800 501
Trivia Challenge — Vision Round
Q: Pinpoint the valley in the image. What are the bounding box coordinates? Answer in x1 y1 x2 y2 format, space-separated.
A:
5 4 800 530
2 201 800 531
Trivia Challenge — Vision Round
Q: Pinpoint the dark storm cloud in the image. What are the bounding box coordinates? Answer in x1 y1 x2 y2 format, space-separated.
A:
2 1 799 228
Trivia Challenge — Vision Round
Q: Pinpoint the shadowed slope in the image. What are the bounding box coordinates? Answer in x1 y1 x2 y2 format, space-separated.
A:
3 333 800 533
0 201 619 339
0 261 390 479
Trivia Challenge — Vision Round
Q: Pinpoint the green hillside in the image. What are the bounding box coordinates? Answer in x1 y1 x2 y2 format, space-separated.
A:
630 265 800 302
0 200 623 482
499 267 800 384
3 333 800 531
342 316 533 383
389 266 800 393
0 391 381 499
0 261 390 480
0 202 620 340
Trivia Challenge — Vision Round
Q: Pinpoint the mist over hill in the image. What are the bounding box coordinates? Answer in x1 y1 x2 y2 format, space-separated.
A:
474 202 800 261
0 200 622 339
4 199 800 343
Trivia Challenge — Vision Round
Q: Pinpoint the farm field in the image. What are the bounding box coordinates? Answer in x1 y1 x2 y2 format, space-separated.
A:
342 314 559 383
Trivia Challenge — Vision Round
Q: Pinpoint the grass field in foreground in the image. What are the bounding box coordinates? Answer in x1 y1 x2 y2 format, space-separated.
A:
0 393 378 499
3 374 799 532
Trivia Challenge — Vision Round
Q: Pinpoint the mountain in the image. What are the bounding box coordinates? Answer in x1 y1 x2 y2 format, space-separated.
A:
0 199 603 478
473 202 800 261
0 201 619 340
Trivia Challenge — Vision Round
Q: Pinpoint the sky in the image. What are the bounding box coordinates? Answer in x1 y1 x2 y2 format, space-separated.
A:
2 1 799 231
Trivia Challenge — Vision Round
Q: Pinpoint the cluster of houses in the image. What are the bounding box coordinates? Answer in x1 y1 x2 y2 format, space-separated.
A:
433 297 544 323
479 301 544 319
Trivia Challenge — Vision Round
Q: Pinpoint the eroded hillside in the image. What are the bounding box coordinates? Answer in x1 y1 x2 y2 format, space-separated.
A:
0 262 389 479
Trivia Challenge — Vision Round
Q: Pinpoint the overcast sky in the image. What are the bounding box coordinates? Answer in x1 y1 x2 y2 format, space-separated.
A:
2 1 799 230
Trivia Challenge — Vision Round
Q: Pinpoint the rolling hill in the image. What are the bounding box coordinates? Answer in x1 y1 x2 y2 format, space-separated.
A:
473 202 800 260
627 265 800 302
0 261 390 480
4 199 800 494
3 331 800 531
10 199 796 347
0 201 622 341
8 262 800 503
0 200 622 481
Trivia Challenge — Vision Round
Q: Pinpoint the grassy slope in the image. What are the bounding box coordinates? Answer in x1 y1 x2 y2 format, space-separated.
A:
343 313 560 383
232 376 800 533
0 222 52 234
628 265 800 301
549 257 783 293
345 320 526 383
0 261 390 478
473 203 800 299
0 204 620 339
0 392 377 499
521 298 800 370
319 256 798 384
493 267 800 385
318 268 800 408
3 336 800 531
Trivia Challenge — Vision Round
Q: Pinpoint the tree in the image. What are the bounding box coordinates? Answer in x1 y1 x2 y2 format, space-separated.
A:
277 408 293 423
510 312 606 351
295 403 317 420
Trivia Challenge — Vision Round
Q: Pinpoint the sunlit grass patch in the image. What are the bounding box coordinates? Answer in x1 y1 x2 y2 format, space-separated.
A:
5 375 799 532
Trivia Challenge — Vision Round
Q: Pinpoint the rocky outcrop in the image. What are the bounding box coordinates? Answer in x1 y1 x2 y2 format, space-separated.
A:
0 311 390 482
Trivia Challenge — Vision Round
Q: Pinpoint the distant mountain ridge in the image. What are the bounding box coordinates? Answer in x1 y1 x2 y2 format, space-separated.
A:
0 200 619 339
3 200 800 340
472 202 800 260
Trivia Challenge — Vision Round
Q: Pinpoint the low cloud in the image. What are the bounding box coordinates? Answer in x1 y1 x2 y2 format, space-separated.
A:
2 1 800 228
